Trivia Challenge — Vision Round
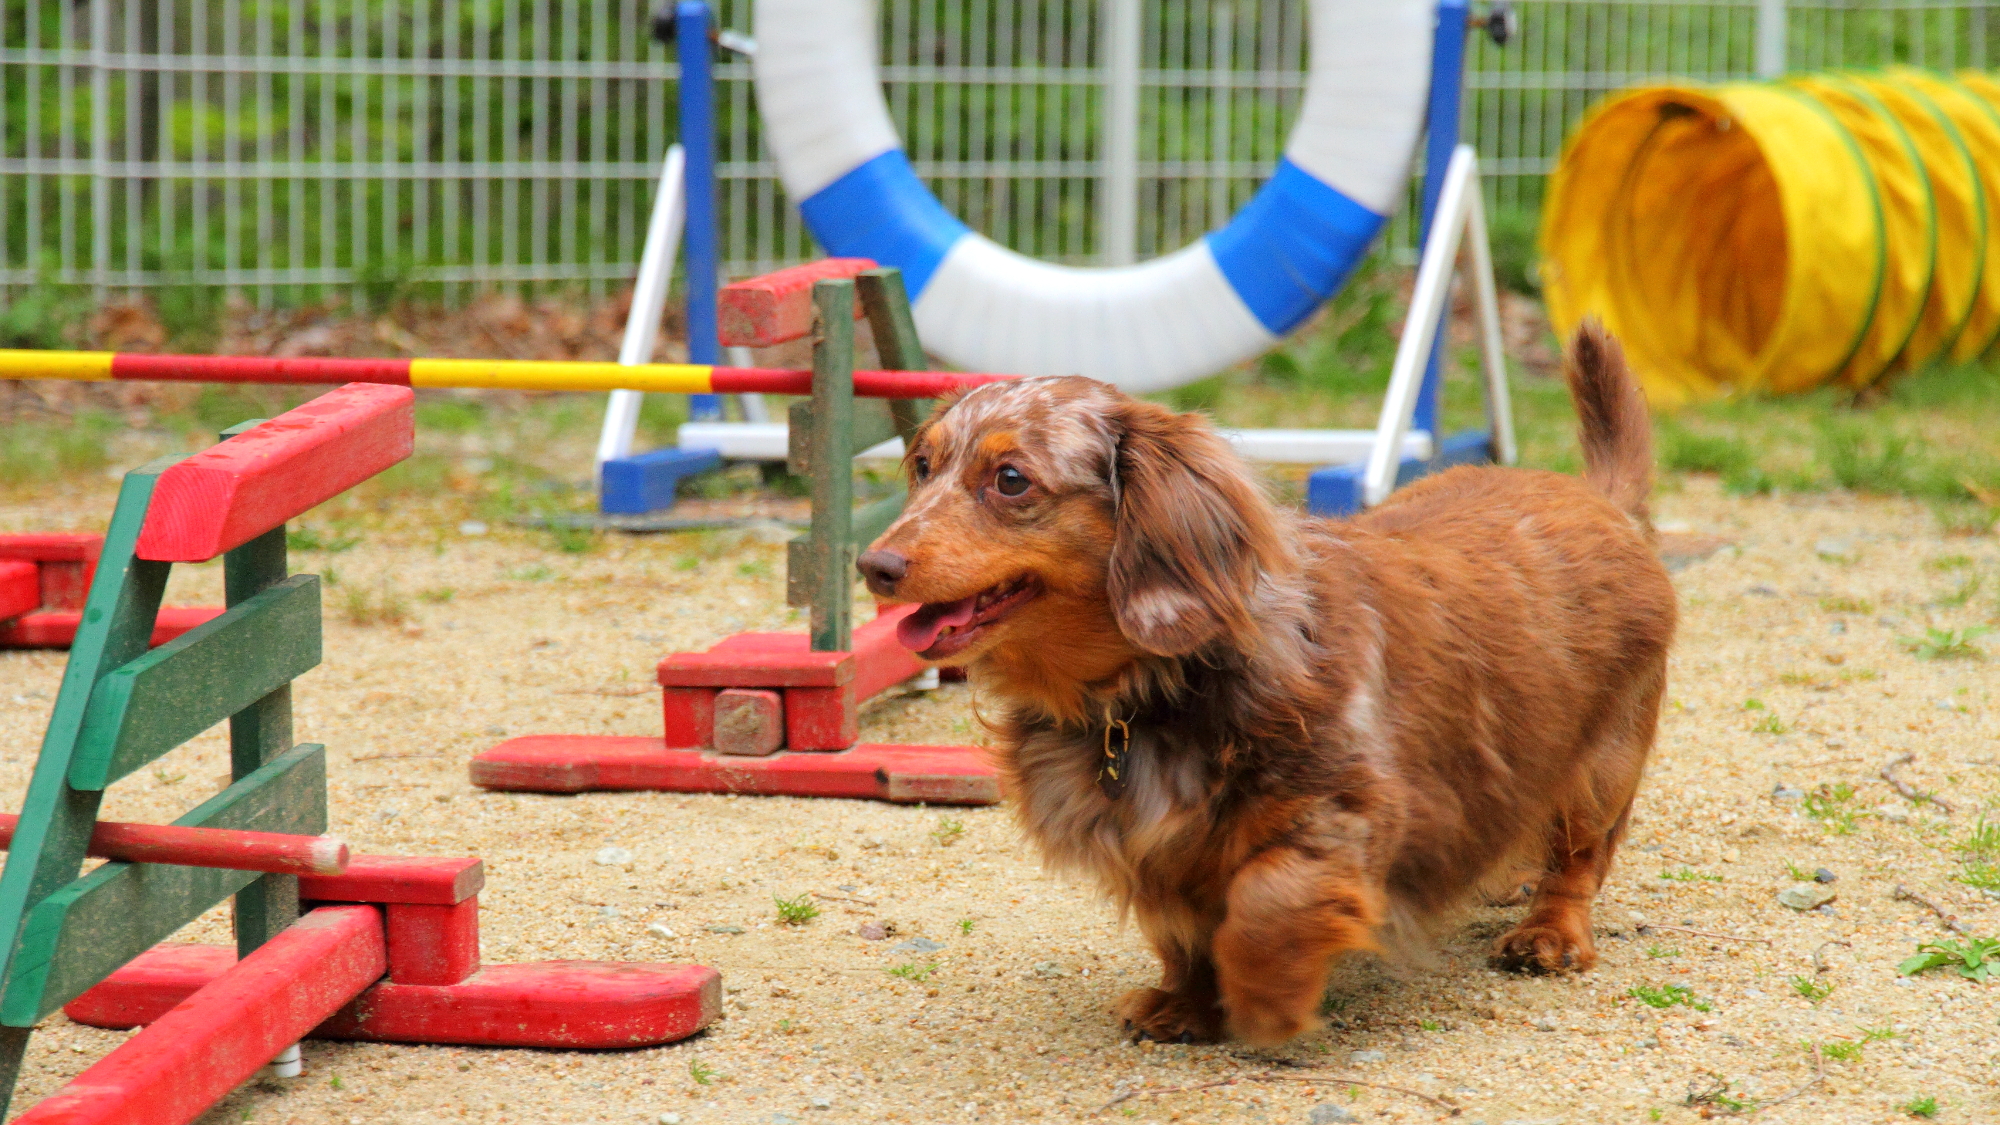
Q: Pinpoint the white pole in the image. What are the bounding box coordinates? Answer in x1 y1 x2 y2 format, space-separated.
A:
595 144 687 475
1463 183 1517 467
1101 0 1142 266
1755 0 1787 79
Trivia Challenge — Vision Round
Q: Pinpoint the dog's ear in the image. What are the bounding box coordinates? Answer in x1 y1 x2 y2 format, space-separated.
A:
1107 401 1290 656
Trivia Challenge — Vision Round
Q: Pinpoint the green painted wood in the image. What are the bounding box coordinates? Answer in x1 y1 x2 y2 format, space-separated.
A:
856 267 931 443
0 743 328 1025
67 575 320 791
786 399 897 478
809 279 857 653
0 460 178 1113
223 525 305 958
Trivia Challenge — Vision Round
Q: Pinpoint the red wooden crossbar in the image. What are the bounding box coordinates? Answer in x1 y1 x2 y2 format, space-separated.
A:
0 813 348 876
299 856 484 906
0 606 224 651
0 561 35 622
718 257 876 347
135 383 415 562
18 906 386 1125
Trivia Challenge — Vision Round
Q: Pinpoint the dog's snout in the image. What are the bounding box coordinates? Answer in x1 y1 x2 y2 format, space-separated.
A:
856 549 909 595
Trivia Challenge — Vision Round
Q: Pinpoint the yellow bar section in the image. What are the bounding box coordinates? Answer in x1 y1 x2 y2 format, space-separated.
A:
409 359 715 394
0 350 115 381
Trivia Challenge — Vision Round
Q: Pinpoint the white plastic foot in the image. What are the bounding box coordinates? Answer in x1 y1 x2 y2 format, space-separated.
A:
908 668 941 692
265 1043 303 1079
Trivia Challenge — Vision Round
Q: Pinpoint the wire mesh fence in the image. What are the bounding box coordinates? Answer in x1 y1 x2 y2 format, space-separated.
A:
1 0 1995 304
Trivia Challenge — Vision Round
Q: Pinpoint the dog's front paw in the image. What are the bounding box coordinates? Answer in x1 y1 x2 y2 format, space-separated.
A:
1116 987 1224 1044
1491 918 1597 974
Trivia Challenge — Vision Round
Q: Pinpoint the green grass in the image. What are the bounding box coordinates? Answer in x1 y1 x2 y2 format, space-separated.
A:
688 1057 718 1086
1627 983 1712 1012
1790 974 1834 1002
1902 1095 1940 1119
956 918 975 935
1900 936 2000 982
1900 626 1992 661
887 962 938 982
773 893 821 926
1658 867 1723 883
930 816 966 847
1643 944 1680 959
1803 782 1860 835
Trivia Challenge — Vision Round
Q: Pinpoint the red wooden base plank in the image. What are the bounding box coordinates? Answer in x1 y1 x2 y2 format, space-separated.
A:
135 383 415 562
0 606 224 650
717 258 875 348
66 946 721 1050
386 899 480 985
0 559 37 621
24 906 386 1125
300 856 484 906
0 533 101 610
468 736 1000 804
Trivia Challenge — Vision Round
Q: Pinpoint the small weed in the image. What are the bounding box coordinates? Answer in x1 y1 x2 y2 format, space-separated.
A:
328 1074 343 1091
152 767 185 785
418 587 455 604
1643 943 1681 959
1648 1110 1663 1122
340 582 410 627
286 524 362 553
736 559 771 579
1778 671 1831 688
1934 575 1985 608
1683 1073 1751 1113
1929 555 1976 571
1751 712 1790 735
1742 698 1767 711
1860 1026 1900 1043
1818 1038 1866 1062
773 893 821 926
1963 818 2000 859
1900 626 1992 660
1417 1018 1442 1032
1628 983 1712 1011
689 1057 718 1085
1658 867 1723 883
505 564 557 582
547 522 596 554
1840 667 1882 682
1784 861 1815 881
930 816 965 847
956 918 975 935
1819 595 1875 614
1900 936 2000 982
1790 974 1834 1002
887 962 938 982
1804 782 1859 835
1902 1095 1940 1119
672 556 701 572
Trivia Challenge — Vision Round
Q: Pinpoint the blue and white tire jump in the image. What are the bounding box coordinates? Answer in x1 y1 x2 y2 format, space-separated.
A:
752 0 1434 391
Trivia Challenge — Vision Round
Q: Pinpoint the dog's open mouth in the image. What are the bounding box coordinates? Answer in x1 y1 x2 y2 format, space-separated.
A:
895 576 1040 660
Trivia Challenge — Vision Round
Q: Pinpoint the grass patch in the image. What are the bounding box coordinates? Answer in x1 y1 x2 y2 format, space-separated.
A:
1900 626 1992 661
773 893 821 926
1899 936 2000 982
1789 974 1834 1002
1818 595 1874 614
1627 983 1712 1012
688 1057 719 1086
1658 867 1722 883
930 815 966 848
886 962 938 982
340 581 410 627
1902 1095 1940 1119
286 524 362 553
1804 782 1860 835
0 411 121 482
1643 944 1680 959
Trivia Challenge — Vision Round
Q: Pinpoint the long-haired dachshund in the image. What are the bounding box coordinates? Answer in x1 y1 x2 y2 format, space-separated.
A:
857 322 1676 1046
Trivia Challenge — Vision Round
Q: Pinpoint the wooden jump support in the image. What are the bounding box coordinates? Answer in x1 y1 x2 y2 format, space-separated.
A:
471 262 999 804
0 385 718 1125
0 535 220 650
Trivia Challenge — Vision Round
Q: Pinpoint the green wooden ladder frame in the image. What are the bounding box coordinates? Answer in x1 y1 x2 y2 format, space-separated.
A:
0 424 329 1115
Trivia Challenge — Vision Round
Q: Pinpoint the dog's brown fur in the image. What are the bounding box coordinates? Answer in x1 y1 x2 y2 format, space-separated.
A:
860 322 1676 1046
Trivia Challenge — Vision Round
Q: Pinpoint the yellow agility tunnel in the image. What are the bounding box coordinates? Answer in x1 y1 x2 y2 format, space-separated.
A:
1540 68 2000 407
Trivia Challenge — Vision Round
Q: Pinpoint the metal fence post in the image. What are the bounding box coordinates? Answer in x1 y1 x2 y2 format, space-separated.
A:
1757 0 1788 79
1100 0 1142 266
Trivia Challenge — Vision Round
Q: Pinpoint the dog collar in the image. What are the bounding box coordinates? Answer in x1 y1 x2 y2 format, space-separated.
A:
1097 717 1132 800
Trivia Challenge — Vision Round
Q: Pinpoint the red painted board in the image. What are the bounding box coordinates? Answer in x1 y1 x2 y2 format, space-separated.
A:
0 605 224 650
657 646 854 689
300 855 484 906
0 560 37 620
0 812 348 876
386 899 481 986
851 606 926 702
469 736 1001 804
112 354 414 385
661 687 716 750
23 906 386 1125
135 383 415 562
0 534 102 612
67 946 722 1050
717 258 876 347
782 686 857 751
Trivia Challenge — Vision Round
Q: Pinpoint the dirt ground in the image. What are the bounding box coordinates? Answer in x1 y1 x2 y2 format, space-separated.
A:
1 474 1997 1125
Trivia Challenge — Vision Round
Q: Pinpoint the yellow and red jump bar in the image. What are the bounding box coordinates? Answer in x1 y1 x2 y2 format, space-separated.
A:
0 349 1013 400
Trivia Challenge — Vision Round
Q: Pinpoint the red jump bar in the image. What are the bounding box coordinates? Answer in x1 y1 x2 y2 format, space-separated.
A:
0 812 349 877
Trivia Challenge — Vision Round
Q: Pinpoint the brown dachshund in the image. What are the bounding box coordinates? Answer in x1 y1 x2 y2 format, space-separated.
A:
858 323 1675 1046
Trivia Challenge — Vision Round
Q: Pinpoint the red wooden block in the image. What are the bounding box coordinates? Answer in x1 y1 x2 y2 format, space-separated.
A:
0 605 225 650
657 646 854 689
386 898 480 986
67 946 723 1050
0 812 347 876
0 533 103 611
0 560 36 621
468 736 1001 804
713 689 784 756
661 686 716 749
22 906 386 1125
300 856 484 906
135 383 415 562
783 686 858 751
717 258 876 347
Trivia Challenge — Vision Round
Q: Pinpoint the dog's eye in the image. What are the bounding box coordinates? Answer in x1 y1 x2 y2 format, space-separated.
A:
911 455 930 482
994 466 1031 497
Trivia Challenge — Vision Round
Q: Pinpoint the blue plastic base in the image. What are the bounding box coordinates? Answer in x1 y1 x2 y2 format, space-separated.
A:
600 446 724 515
1305 430 1495 517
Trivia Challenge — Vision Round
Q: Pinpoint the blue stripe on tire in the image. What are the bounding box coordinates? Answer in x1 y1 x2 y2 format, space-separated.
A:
798 150 971 297
1206 158 1385 334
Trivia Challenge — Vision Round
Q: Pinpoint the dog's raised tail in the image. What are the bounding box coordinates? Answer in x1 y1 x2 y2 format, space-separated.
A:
1564 318 1653 527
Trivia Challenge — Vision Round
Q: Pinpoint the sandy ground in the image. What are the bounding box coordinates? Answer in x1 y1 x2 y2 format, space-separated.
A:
1 474 1998 1125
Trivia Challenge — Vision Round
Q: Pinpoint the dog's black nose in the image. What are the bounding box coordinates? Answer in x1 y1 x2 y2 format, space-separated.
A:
856 549 908 595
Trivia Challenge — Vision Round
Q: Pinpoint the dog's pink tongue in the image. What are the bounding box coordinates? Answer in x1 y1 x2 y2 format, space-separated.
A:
896 596 979 652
